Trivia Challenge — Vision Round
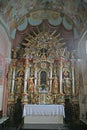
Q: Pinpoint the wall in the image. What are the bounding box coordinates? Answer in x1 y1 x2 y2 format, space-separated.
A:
0 23 11 115
0 86 3 110
78 31 87 119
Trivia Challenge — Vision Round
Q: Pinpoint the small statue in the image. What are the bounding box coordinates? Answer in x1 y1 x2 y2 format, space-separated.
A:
64 47 70 58
27 76 35 92
16 76 23 93
52 75 59 93
63 68 71 94
63 68 70 79
64 78 71 94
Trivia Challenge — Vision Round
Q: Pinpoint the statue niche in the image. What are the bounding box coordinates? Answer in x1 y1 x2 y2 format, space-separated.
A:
40 71 47 86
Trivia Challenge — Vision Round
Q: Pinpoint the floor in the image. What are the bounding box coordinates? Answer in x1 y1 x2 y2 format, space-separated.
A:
21 124 69 130
6 123 83 130
5 120 87 130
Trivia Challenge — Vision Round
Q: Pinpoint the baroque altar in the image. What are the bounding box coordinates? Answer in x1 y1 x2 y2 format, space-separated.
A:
7 30 79 107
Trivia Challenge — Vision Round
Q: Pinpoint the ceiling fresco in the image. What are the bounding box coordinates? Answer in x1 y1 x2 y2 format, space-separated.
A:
0 0 87 43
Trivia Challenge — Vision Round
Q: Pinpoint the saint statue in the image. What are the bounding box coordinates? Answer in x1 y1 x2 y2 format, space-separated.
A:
63 68 70 78
52 75 59 93
63 68 71 94
16 76 23 93
27 76 35 92
64 78 71 94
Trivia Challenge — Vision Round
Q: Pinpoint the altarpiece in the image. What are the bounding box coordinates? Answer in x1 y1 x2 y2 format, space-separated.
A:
7 29 79 121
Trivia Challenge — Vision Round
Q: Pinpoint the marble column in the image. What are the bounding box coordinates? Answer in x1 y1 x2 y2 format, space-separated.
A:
71 59 75 95
49 63 53 92
12 67 16 93
11 60 16 95
34 64 38 92
22 58 29 104
24 59 29 92
9 61 16 103
59 57 63 94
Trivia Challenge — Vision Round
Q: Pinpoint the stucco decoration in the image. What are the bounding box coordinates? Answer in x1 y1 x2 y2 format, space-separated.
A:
11 10 79 40
18 17 28 31
28 18 42 26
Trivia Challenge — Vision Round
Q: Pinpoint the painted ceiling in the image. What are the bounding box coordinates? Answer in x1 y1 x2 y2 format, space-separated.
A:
0 0 87 43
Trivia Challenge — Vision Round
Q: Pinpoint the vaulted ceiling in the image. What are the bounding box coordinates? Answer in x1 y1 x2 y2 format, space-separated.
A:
0 0 87 49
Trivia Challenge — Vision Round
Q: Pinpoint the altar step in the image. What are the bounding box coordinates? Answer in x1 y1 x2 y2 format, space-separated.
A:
5 123 81 130
21 124 71 130
21 123 82 130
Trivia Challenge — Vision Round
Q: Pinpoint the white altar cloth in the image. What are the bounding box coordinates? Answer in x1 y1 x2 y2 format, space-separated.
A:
23 104 65 117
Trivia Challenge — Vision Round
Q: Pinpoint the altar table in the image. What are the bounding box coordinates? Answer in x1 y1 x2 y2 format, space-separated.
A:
23 104 65 124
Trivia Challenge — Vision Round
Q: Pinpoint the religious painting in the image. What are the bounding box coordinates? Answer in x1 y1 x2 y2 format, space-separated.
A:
40 71 47 85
